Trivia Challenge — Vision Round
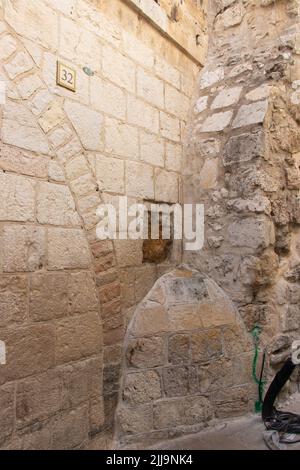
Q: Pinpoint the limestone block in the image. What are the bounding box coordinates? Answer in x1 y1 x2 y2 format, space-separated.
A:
68 272 99 315
232 100 268 129
17 74 43 99
55 312 102 364
216 3 245 29
51 406 89 450
126 337 165 369
4 51 34 79
47 228 91 270
105 117 139 160
126 161 154 199
212 386 252 418
127 96 159 134
134 265 157 303
131 302 169 337
96 156 125 194
30 272 69 321
155 57 181 89
102 45 135 93
198 159 218 189
228 217 275 250
122 30 154 69
118 404 153 435
48 124 73 149
140 131 164 167
191 329 222 363
201 110 233 132
0 144 48 179
223 130 264 166
5 0 59 49
64 101 104 151
2 225 46 272
16 371 61 428
36 182 80 226
168 304 204 331
137 68 164 109
30 89 53 116
198 357 233 392
155 169 178 203
0 275 28 327
114 240 143 268
165 142 182 172
199 68 224 89
0 384 15 444
1 120 50 155
48 161 65 182
246 86 270 101
165 84 190 120
160 112 181 142
0 34 17 60
162 366 198 397
38 101 65 134
3 101 36 126
91 77 126 120
0 324 55 385
56 137 82 165
168 334 190 364
123 371 161 404
0 173 35 222
211 86 242 109
153 396 213 429
65 154 89 180
194 96 208 114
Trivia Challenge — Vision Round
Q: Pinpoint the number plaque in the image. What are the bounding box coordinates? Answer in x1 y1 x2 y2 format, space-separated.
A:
56 61 76 92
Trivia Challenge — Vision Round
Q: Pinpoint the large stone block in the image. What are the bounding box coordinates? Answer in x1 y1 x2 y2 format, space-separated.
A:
0 324 55 385
105 117 139 160
4 51 34 79
126 337 165 369
191 329 222 363
0 275 28 327
68 272 99 315
0 173 35 222
0 34 17 60
228 217 275 250
211 86 242 109
55 312 102 364
160 112 181 142
91 77 126 120
36 182 80 226
168 334 190 364
153 396 213 429
52 405 89 449
155 169 178 203
29 272 69 321
2 225 46 272
232 101 268 129
126 161 154 199
0 143 48 179
140 131 164 167
123 371 161 404
223 130 264 166
1 120 50 155
165 84 190 120
16 371 61 428
96 155 125 194
102 45 135 93
137 68 164 109
201 111 233 132
118 404 153 435
131 302 169 337
162 366 198 397
127 96 159 134
47 228 91 270
64 101 104 151
0 383 14 445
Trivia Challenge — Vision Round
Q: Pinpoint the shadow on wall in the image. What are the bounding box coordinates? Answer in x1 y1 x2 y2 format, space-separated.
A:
114 266 255 449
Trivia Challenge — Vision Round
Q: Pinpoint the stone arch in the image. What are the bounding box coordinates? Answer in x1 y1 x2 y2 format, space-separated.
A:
115 267 255 448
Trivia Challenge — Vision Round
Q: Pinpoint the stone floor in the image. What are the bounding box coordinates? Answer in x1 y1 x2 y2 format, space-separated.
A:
153 395 300 450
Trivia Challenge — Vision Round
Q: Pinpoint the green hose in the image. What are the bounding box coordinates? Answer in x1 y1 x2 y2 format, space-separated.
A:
252 325 266 413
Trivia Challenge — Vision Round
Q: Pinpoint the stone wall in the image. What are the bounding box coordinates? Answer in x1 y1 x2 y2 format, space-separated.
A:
0 0 206 449
183 0 300 383
116 267 255 448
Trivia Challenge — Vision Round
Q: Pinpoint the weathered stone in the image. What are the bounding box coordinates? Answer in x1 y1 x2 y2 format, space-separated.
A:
4 51 34 79
153 396 213 429
228 217 275 250
2 225 46 273
232 101 268 129
38 101 65 133
211 87 242 109
216 3 245 29
1 120 49 154
16 371 61 428
52 406 89 449
131 302 169 336
36 182 80 226
64 101 104 151
0 143 48 178
0 173 35 222
223 130 264 166
168 334 190 364
198 357 233 392
0 383 15 445
29 272 69 321
0 324 55 385
126 337 165 369
0 275 27 327
123 371 161 404
194 96 208 114
191 329 222 363
0 34 17 60
155 169 178 203
118 404 153 435
55 312 102 364
201 111 233 132
162 366 198 397
212 386 252 418
47 228 91 270
199 68 224 89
